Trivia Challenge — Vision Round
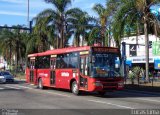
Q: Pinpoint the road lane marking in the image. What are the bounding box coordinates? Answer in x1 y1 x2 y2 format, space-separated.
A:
88 100 134 109
6 84 71 97
4 85 21 90
136 98 160 103
45 91 71 98
13 85 33 89
30 84 34 86
0 87 4 90
14 84 71 97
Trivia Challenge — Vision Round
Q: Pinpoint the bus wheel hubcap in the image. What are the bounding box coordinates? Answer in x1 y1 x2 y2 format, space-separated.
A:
73 83 77 93
39 80 42 88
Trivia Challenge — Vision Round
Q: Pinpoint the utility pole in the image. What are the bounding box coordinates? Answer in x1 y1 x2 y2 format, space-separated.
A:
122 42 126 83
27 0 30 26
27 0 32 34
144 21 149 82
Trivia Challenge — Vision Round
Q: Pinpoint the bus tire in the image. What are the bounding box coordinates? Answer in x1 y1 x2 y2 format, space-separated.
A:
38 78 44 89
71 81 79 95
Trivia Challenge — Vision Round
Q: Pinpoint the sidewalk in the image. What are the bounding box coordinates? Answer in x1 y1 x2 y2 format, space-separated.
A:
14 77 26 81
14 73 26 81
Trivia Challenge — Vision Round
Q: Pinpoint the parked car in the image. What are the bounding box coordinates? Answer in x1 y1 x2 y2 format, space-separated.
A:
0 71 14 83
0 72 6 83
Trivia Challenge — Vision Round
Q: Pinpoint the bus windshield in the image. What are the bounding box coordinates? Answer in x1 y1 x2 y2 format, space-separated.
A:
91 53 122 78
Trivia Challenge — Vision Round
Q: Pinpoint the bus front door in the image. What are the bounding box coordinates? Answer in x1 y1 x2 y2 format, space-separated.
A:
30 60 35 83
50 59 56 86
79 56 89 90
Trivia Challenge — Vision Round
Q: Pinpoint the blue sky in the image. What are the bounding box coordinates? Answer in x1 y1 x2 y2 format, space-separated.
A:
0 0 105 26
0 0 159 27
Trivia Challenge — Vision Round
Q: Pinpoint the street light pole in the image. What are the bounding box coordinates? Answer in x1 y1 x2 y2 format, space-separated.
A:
27 0 30 25
144 20 149 82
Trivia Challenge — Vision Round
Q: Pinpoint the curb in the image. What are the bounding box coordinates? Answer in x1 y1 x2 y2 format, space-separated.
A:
14 78 26 81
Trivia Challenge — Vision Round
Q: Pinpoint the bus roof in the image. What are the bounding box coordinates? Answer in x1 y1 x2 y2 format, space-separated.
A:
28 46 118 57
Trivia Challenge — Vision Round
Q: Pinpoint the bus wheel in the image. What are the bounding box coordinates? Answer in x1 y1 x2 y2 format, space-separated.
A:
98 91 106 96
71 81 79 95
38 78 43 89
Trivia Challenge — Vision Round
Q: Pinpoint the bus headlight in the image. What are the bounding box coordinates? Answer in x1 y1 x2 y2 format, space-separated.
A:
93 81 103 87
118 82 124 87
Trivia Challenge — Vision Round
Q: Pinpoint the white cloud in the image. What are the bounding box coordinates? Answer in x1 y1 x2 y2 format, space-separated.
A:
73 0 84 3
90 3 95 8
0 11 36 17
0 0 52 9
0 0 24 4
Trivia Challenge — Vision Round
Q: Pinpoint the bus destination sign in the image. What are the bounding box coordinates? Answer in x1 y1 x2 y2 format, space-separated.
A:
92 47 119 53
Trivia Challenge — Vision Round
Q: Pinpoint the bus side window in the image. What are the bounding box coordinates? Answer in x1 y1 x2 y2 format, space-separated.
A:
69 53 78 68
56 57 60 68
56 55 65 69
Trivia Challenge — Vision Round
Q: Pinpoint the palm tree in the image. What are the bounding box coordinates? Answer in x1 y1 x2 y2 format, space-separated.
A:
66 8 95 46
87 27 100 45
34 0 88 48
92 0 119 46
32 16 54 52
0 28 14 70
111 0 160 82
0 25 27 72
11 25 27 72
92 4 108 46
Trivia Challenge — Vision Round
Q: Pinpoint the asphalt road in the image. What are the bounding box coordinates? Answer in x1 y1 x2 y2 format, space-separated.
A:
0 80 160 115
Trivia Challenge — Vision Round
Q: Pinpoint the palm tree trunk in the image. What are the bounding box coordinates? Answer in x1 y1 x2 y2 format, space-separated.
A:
82 34 85 46
136 20 140 46
154 22 158 41
9 42 12 72
60 28 64 48
144 21 149 82
15 41 19 73
76 35 80 47
56 37 59 49
101 26 106 46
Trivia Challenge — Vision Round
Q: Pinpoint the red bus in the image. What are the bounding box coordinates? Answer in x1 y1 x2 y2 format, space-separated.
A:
26 46 124 95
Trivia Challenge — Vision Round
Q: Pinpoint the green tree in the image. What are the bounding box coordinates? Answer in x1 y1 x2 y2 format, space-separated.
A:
66 8 95 46
31 16 54 52
0 25 27 72
112 0 160 82
92 3 108 46
132 66 144 85
34 0 88 48
92 0 119 46
0 28 14 70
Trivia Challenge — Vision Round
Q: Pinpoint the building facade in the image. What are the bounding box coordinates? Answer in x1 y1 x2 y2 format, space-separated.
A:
122 35 160 70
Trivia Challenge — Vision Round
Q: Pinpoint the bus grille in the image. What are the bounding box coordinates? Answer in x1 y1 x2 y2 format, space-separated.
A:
102 82 118 90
